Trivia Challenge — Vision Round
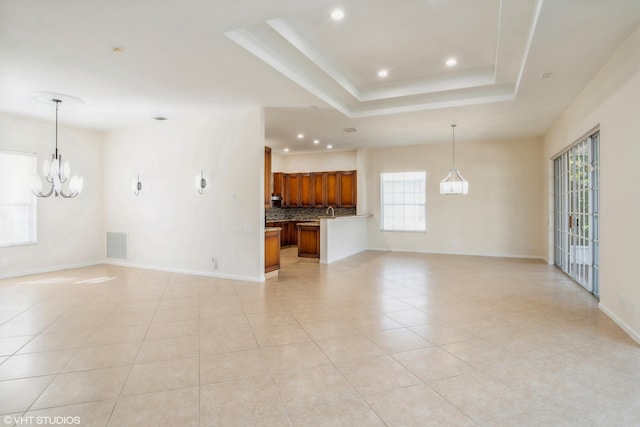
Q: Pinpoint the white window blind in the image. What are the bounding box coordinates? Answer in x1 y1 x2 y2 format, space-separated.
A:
381 171 426 232
0 151 38 246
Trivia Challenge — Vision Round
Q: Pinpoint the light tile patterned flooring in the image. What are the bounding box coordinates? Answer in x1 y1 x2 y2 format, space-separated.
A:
0 248 639 426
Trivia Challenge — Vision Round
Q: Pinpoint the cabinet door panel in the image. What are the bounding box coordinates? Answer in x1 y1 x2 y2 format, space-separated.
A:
339 171 357 207
286 174 301 207
273 173 284 200
312 173 325 207
300 173 312 207
326 172 338 207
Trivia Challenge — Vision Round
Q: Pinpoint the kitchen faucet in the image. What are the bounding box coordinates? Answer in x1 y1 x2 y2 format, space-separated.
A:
326 206 335 217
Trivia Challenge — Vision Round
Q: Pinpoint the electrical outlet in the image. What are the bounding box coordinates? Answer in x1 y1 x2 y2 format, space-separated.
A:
211 257 217 270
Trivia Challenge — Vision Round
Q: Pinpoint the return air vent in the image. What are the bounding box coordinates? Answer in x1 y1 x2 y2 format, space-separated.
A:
107 232 128 260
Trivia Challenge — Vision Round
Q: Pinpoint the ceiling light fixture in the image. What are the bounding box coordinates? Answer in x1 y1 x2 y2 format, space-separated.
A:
313 139 320 144
331 9 345 20
446 57 457 67
284 148 290 152
377 69 389 78
32 99 84 198
440 124 469 195
327 145 333 149
297 133 304 139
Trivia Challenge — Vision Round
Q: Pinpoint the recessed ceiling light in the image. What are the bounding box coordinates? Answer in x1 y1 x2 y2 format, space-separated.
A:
112 47 125 53
541 72 553 79
153 116 168 121
331 9 344 20
297 133 304 139
313 139 320 144
446 57 457 67
342 127 357 133
377 69 389 78
284 148 290 152
327 145 333 149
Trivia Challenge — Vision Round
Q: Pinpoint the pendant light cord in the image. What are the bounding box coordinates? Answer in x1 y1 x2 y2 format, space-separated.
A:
451 124 457 168
53 99 61 159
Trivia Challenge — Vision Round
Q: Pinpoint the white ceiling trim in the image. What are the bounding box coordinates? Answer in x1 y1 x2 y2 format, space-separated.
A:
226 0 544 118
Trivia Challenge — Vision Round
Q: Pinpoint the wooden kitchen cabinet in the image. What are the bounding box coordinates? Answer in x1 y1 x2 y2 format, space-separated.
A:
325 172 339 206
297 223 320 258
339 170 357 207
273 170 357 208
264 147 272 208
300 173 312 207
265 227 281 273
285 174 301 207
273 172 284 200
312 173 325 207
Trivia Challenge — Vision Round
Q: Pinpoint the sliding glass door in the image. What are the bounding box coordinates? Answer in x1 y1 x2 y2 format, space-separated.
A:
554 132 600 297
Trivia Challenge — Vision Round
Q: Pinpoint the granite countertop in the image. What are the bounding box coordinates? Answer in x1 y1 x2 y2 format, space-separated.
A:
265 227 283 232
297 221 320 226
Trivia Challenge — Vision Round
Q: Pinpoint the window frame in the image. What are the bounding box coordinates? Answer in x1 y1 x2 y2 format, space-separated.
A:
0 150 38 247
380 171 427 233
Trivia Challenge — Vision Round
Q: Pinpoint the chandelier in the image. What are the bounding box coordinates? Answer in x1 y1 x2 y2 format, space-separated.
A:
440 124 469 195
33 98 84 198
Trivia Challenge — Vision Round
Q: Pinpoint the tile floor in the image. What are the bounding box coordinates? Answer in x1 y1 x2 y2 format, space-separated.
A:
0 248 639 426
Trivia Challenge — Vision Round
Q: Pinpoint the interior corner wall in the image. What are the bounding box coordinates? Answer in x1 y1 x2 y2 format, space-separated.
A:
362 138 544 259
103 108 265 282
0 112 104 278
542 24 640 342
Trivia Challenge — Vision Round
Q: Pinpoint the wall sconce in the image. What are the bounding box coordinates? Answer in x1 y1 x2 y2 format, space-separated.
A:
131 174 143 196
196 169 207 194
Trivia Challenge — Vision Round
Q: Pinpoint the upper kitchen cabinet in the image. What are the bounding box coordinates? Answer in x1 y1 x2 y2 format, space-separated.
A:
273 172 284 201
285 173 301 207
264 147 272 208
338 170 357 207
300 173 312 207
312 173 325 207
273 170 357 208
325 172 339 207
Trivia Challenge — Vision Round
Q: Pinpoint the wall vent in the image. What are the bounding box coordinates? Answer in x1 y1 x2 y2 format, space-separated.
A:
107 232 128 260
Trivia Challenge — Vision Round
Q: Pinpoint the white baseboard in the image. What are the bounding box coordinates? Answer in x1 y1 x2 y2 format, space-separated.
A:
599 303 640 345
0 261 103 280
103 259 264 283
366 247 544 260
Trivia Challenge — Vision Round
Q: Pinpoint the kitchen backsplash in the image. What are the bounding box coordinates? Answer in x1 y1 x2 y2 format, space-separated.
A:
266 207 356 222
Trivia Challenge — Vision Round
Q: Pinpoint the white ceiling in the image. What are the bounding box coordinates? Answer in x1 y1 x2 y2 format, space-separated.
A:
1 0 639 153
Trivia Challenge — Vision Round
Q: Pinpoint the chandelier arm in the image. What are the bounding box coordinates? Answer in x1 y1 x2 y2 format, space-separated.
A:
33 186 54 198
59 189 78 199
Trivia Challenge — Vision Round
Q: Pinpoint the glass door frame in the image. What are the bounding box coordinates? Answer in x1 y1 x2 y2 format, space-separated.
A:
553 130 600 298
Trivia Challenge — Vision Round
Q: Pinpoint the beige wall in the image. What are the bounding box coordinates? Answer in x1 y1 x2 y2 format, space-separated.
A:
272 150 357 173
543 24 640 341
361 138 544 258
0 112 104 277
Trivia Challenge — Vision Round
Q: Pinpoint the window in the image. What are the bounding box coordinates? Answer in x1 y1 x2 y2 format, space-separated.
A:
0 151 37 246
381 171 426 232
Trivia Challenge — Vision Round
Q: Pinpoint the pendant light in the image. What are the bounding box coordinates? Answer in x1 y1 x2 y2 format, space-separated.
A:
32 98 84 198
440 124 469 195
